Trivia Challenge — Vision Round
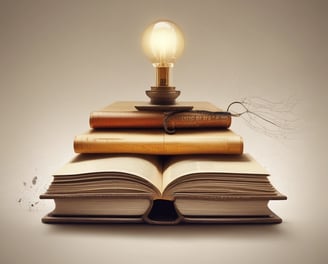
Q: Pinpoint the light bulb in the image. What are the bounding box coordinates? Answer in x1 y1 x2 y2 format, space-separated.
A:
142 20 184 68
141 20 185 105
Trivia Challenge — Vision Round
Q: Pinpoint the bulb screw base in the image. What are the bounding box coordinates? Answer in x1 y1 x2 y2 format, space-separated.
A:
146 86 180 105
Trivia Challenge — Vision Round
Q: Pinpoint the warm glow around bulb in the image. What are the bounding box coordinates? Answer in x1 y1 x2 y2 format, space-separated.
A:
142 20 184 67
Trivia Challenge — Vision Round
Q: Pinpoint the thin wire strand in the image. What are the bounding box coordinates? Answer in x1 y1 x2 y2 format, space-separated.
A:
162 97 298 139
227 101 282 128
226 97 299 139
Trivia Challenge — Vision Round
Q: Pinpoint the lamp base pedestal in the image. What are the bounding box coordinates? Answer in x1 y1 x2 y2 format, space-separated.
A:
146 86 180 105
135 86 193 111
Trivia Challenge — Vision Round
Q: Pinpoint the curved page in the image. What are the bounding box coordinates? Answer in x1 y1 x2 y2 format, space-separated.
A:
53 154 163 194
162 154 269 192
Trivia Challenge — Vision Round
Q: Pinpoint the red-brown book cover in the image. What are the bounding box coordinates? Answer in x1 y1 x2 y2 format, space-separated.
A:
89 101 231 129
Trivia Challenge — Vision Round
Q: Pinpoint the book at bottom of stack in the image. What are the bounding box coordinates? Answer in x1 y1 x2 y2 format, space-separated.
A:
40 153 286 224
40 101 286 224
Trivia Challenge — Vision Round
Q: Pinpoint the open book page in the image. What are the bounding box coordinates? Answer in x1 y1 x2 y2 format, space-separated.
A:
162 154 269 192
53 154 163 194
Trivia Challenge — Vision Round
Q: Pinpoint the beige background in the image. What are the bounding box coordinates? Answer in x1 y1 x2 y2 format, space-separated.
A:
1 0 327 263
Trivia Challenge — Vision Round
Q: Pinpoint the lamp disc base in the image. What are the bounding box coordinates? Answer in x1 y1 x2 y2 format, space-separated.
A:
135 104 193 111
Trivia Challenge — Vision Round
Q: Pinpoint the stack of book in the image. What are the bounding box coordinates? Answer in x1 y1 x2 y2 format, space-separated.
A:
40 101 286 224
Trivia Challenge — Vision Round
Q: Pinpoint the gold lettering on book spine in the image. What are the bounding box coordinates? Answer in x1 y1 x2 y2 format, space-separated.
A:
166 111 231 128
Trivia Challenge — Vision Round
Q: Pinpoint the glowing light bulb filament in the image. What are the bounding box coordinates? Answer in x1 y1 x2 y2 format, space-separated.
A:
150 23 178 67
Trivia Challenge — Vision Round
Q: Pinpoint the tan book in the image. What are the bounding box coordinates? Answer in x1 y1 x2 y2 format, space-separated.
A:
40 154 286 224
73 129 243 155
89 101 231 129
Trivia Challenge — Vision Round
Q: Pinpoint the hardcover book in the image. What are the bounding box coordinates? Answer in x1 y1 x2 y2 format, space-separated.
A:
40 153 286 224
89 101 231 129
73 129 243 155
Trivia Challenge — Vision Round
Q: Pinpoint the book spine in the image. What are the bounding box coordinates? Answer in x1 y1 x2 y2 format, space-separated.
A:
73 133 243 155
89 112 163 128
89 111 231 129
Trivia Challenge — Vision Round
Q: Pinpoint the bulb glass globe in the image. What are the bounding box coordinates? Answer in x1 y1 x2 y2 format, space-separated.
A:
142 20 184 67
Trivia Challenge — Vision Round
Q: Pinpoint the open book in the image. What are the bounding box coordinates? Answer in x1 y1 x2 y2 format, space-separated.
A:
41 154 286 224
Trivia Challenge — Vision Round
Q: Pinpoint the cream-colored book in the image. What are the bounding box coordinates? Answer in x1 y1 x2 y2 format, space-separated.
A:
74 129 243 155
40 153 286 224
